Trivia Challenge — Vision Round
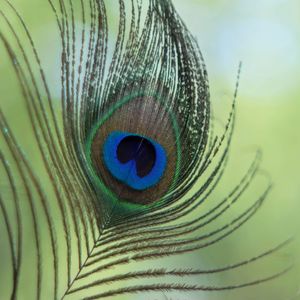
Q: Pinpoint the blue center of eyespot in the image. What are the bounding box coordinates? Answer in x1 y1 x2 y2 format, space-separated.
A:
103 131 167 190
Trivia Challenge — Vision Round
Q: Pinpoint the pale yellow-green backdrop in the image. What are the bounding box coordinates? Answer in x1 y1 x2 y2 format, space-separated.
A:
171 1 300 299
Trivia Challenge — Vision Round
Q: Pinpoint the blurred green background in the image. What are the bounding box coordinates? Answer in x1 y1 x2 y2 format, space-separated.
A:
0 0 299 299
172 1 300 299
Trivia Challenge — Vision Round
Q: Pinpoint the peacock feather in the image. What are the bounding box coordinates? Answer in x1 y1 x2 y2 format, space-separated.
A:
0 0 292 299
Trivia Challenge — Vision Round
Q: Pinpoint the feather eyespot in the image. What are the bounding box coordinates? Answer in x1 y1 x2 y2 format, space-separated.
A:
86 93 181 206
